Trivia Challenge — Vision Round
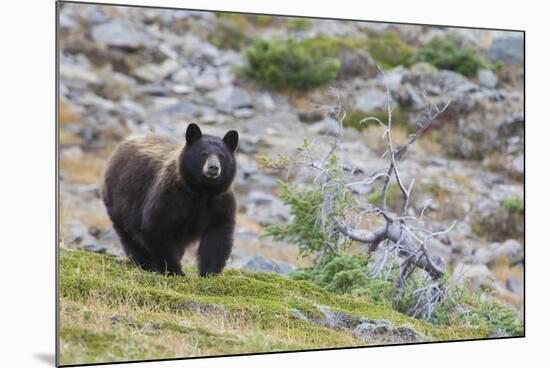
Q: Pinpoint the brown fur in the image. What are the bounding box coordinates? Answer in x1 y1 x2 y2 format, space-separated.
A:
102 124 239 276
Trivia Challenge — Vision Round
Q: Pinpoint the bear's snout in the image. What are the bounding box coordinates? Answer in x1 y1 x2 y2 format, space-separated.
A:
203 155 221 178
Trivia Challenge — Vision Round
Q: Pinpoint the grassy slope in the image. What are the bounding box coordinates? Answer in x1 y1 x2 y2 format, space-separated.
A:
59 249 492 365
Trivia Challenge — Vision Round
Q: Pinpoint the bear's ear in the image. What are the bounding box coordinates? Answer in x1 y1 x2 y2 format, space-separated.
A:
186 123 202 146
223 130 239 152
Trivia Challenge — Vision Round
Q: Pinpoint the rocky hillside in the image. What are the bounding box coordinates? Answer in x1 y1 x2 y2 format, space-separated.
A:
58 1 524 335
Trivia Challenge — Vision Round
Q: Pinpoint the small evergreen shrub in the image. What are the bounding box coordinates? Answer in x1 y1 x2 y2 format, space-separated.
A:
366 32 414 68
291 253 372 294
413 34 493 77
501 197 524 213
287 18 312 30
239 38 342 90
265 154 354 257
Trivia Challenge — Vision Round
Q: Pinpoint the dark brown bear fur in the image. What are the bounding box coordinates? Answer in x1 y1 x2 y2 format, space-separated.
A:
101 123 238 276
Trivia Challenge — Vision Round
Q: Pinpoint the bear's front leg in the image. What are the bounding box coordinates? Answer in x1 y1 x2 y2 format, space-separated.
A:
198 222 234 276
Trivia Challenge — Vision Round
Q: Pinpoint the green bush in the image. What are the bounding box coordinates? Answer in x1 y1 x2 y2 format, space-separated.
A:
413 34 492 77
430 285 523 336
501 197 524 213
287 18 312 30
209 20 250 50
291 254 372 294
366 32 414 68
265 160 354 257
239 38 342 90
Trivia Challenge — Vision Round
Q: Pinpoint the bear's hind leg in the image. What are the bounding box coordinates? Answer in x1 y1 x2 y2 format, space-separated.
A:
114 226 158 272
155 248 185 276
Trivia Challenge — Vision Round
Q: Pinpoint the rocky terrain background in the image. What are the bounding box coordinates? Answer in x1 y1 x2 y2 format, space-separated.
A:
58 4 524 316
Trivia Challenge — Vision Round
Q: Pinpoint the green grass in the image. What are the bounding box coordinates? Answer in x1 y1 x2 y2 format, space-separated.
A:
60 249 499 365
501 197 524 213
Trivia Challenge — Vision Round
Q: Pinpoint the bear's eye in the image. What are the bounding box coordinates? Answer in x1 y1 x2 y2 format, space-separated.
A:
200 151 208 158
219 153 225 161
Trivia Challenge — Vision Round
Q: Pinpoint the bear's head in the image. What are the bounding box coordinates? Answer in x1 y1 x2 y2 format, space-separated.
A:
179 123 239 195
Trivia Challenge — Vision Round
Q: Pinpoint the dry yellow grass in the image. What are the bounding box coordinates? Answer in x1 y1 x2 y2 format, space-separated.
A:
59 130 84 147
59 102 80 127
491 256 523 282
362 125 409 154
61 153 106 185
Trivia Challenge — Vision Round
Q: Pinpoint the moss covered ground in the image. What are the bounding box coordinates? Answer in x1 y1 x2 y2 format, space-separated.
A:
59 249 495 365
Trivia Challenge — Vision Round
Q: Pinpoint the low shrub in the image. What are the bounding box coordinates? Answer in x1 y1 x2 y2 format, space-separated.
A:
366 32 414 68
287 18 312 30
413 34 493 77
239 38 344 90
501 197 524 213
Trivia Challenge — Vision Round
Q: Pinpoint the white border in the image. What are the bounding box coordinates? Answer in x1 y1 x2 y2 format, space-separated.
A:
1 0 546 367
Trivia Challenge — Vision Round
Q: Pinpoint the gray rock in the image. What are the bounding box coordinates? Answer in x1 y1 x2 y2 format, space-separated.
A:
498 112 524 137
477 69 499 89
152 96 180 110
181 34 220 61
234 254 296 275
472 247 493 265
171 84 191 94
91 20 145 49
120 100 146 119
298 110 324 124
137 83 169 96
261 93 276 111
132 59 179 82
82 244 107 254
425 239 452 265
171 69 191 84
511 154 524 176
354 89 391 111
491 239 523 265
249 191 277 205
142 322 161 331
318 305 361 329
246 190 290 225
506 277 524 295
453 263 494 289
233 107 255 119
207 86 253 113
309 117 341 137
353 319 421 343
158 43 178 60
489 34 524 64
60 146 84 160
290 308 310 322
338 49 377 79
430 157 448 167
160 101 201 118
60 64 101 85
194 74 219 91
64 219 96 248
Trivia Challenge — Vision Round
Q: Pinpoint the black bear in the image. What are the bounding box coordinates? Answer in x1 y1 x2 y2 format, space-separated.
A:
101 123 238 276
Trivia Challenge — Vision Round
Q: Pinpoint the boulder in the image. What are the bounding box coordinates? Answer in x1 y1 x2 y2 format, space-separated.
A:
488 34 524 64
91 20 145 49
477 69 499 89
233 254 296 275
491 239 523 265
